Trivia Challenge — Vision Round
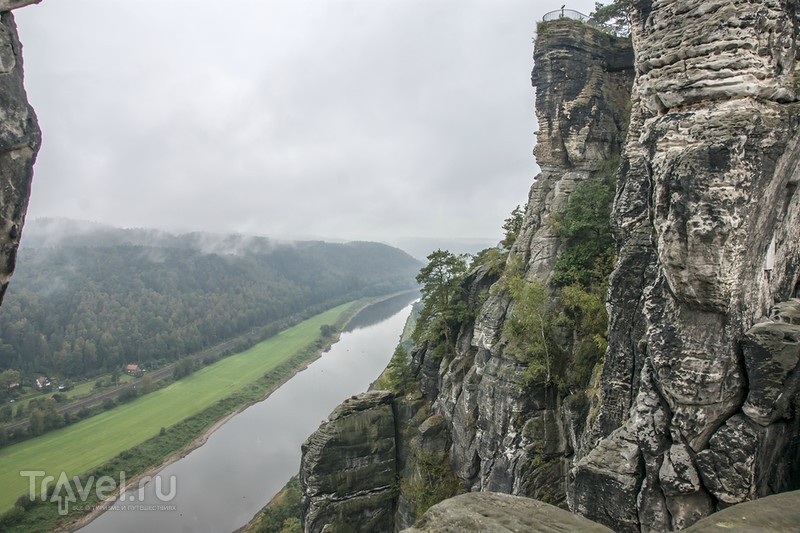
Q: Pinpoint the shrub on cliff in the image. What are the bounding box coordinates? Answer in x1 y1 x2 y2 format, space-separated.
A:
550 175 615 288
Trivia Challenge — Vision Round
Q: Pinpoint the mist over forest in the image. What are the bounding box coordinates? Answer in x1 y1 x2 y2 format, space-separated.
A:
0 219 421 377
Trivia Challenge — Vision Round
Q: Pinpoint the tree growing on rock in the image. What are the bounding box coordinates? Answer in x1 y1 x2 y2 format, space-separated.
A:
501 204 527 250
590 1 632 37
414 250 470 351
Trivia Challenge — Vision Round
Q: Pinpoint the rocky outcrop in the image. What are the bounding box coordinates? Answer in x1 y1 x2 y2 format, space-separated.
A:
299 17 635 532
299 386 460 532
513 20 632 283
571 1 800 531
299 4 800 532
400 488 800 533
407 19 634 511
0 1 40 303
684 489 800 532
401 492 613 533
300 391 398 533
740 300 800 427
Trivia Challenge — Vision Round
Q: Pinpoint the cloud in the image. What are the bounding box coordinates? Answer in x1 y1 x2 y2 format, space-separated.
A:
14 0 600 243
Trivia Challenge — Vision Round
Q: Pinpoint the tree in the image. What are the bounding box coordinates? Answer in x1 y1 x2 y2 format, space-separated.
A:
414 250 470 349
0 369 20 395
42 401 64 430
551 176 615 287
29 408 45 436
382 345 414 393
173 358 195 380
505 277 558 385
140 373 154 394
501 204 527 250
590 1 632 37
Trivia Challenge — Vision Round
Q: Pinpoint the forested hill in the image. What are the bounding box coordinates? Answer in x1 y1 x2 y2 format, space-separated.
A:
0 220 421 377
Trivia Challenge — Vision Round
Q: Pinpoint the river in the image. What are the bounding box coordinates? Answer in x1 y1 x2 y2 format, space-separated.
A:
79 293 417 533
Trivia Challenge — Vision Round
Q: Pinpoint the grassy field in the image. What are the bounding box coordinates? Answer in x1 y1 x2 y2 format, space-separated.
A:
0 301 356 514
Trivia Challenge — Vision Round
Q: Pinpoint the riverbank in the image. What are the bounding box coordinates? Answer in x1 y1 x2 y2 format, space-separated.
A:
0 294 413 532
240 299 420 532
68 291 417 532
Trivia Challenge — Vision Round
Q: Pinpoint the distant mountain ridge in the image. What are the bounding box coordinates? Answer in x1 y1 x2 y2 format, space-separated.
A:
1 219 421 377
23 218 317 253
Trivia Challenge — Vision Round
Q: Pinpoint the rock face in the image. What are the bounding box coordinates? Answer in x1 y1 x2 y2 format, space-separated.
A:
408 19 634 511
299 5 800 532
300 391 398 533
0 2 40 303
514 21 632 283
300 18 636 531
401 492 613 533
571 1 800 531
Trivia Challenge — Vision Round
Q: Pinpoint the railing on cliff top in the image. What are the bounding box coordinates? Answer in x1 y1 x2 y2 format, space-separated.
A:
542 8 592 23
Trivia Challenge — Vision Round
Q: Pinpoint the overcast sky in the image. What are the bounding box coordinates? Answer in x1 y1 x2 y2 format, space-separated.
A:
14 0 598 247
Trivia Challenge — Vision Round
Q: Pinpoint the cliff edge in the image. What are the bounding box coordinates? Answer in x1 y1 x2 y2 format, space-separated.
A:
571 2 800 530
302 3 800 532
0 0 40 303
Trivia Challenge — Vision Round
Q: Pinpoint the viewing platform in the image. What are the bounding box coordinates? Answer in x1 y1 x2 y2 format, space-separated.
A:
542 8 592 22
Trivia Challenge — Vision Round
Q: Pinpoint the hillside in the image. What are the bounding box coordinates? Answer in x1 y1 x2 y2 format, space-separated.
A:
0 220 420 377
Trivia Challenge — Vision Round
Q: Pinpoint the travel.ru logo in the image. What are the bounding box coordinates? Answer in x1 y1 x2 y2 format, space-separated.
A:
20 470 177 515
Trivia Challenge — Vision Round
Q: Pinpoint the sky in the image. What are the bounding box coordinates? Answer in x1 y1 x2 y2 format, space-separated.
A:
14 0 599 248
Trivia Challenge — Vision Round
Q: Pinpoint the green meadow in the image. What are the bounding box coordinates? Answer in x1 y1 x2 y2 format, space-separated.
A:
0 301 357 514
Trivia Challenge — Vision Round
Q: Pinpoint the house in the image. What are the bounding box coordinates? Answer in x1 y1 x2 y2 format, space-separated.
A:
34 376 51 389
125 364 140 375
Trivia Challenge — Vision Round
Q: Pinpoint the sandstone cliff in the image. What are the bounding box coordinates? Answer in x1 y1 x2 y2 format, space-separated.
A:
300 17 636 532
300 391 398 532
409 19 634 508
571 2 800 530
302 5 800 532
0 0 40 303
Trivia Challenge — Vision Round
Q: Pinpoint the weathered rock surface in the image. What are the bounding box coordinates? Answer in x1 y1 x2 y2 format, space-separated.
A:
407 20 635 512
569 424 642 533
402 489 800 533
572 0 800 530
741 299 800 426
300 391 398 533
684 489 800 532
300 4 800 532
514 20 633 283
0 3 40 303
401 492 613 533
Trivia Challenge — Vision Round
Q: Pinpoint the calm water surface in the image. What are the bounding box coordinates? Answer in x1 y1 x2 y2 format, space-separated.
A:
80 293 417 533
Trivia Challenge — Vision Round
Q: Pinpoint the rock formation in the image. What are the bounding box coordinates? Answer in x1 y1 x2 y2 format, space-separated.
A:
401 492 614 533
0 0 40 303
300 17 636 531
300 391 398 533
299 4 800 532
570 2 800 530
408 19 633 509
